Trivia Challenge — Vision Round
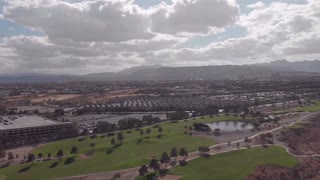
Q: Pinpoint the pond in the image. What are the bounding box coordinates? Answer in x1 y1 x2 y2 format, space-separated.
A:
205 121 254 131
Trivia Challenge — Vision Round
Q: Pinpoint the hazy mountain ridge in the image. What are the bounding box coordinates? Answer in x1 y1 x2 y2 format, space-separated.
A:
0 61 319 83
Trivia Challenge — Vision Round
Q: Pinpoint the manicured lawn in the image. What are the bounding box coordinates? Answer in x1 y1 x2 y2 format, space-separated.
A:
0 115 245 180
169 146 298 180
291 100 320 112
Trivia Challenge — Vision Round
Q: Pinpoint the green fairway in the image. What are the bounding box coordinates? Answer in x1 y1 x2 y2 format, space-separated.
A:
169 146 298 180
0 115 245 180
291 100 320 112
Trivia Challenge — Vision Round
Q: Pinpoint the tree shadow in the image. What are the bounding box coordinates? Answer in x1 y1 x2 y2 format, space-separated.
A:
64 157 75 165
136 138 143 144
18 165 32 173
49 162 59 168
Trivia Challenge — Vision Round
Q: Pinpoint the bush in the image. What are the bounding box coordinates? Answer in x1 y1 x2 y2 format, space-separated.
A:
170 161 177 167
78 138 85 142
126 130 132 134
152 125 159 128
135 128 141 131
90 134 97 139
156 134 162 139
170 121 178 123
179 160 188 167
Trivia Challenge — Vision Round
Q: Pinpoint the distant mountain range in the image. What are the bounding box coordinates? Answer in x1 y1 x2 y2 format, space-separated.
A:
0 60 319 83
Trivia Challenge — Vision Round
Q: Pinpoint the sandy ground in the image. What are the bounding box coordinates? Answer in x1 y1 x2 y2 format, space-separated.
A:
31 94 82 102
0 146 36 167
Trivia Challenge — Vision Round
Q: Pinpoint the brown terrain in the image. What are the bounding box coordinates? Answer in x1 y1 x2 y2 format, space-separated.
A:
247 113 320 180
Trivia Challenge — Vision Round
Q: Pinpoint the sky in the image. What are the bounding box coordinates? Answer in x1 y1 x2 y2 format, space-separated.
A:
0 0 319 74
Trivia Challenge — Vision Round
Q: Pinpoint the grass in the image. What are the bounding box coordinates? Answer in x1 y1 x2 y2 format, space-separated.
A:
291 100 320 112
169 146 298 180
0 114 246 180
288 122 306 129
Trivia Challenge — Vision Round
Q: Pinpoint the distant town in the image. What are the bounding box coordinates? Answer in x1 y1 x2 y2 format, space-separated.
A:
0 76 320 179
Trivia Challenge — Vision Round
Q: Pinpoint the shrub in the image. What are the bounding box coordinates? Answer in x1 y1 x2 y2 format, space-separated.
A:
179 160 188 167
78 138 85 142
126 130 132 134
100 135 106 138
90 134 97 139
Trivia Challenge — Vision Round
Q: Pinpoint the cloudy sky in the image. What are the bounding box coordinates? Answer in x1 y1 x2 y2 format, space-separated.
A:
0 0 319 74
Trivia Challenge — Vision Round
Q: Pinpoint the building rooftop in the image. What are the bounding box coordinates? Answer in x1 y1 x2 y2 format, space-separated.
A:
0 116 59 130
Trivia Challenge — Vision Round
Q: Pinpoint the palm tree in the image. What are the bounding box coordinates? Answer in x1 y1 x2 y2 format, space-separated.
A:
146 128 151 138
170 147 178 161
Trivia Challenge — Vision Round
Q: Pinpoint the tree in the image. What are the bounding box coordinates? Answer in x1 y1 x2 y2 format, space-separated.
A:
170 148 178 161
117 132 124 142
8 152 14 160
27 153 35 163
111 138 116 146
57 149 64 158
160 152 170 167
139 129 144 137
198 146 210 156
138 165 148 176
0 149 6 160
90 143 96 150
70 146 78 155
179 147 188 160
149 159 160 173
146 128 151 138
37 152 43 159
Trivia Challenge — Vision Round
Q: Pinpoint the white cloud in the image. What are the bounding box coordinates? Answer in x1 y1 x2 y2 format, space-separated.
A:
0 0 320 74
246 1 265 9
151 0 240 35
3 0 154 43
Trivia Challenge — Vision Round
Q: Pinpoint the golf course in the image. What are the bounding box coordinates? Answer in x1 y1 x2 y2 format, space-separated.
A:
0 115 245 180
169 146 298 180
